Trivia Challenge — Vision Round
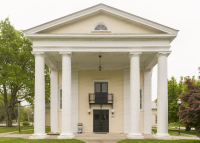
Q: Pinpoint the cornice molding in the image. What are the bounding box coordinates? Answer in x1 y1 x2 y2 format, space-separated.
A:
24 4 178 35
25 34 177 39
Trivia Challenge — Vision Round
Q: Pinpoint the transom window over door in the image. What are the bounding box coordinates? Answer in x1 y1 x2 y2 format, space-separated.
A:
95 82 108 103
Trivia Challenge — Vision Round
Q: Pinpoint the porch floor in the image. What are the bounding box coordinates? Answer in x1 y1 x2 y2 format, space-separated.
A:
74 133 127 143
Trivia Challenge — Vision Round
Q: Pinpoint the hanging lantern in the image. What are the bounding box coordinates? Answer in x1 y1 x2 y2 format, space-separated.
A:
98 55 102 71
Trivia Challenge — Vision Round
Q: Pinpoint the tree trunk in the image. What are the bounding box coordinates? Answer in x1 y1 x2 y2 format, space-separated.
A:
7 107 13 127
4 103 8 127
3 85 16 127
196 126 200 137
3 85 9 127
28 107 29 122
185 126 191 131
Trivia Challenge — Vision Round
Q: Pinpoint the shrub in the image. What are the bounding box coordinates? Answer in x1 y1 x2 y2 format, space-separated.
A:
22 121 30 126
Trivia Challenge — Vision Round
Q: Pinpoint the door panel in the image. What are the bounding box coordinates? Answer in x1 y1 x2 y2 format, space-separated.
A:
101 111 109 132
95 83 101 92
93 110 109 132
95 82 108 103
102 83 108 92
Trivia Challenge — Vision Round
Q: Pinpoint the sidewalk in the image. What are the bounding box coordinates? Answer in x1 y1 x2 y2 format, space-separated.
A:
0 129 33 139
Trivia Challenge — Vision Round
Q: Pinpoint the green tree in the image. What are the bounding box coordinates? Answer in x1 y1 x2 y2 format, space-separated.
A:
0 101 4 123
168 76 179 123
154 77 186 123
178 79 200 137
168 76 185 123
22 106 33 122
0 18 50 126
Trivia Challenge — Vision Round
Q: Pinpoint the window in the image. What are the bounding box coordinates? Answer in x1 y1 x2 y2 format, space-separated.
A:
60 89 62 109
94 82 108 103
94 24 108 30
93 22 109 31
155 114 157 124
140 89 142 109
95 82 108 93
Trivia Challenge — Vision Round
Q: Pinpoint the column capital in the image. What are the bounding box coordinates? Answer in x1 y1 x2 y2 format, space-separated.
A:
157 52 171 57
59 52 72 57
130 52 142 57
31 51 45 57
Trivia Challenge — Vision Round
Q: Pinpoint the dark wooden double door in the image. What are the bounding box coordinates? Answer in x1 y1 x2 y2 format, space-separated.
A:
93 110 109 132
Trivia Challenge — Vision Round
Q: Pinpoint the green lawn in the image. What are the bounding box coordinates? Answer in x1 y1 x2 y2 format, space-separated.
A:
12 127 50 134
152 127 197 136
152 128 189 137
0 137 85 143
168 128 197 136
0 138 200 143
117 139 200 143
168 122 184 128
0 126 34 133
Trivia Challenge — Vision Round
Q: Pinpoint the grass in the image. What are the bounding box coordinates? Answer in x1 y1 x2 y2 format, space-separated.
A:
152 128 189 136
117 139 200 143
11 127 50 134
168 122 184 127
152 127 197 136
0 137 85 143
168 128 197 136
0 126 33 133
0 138 200 143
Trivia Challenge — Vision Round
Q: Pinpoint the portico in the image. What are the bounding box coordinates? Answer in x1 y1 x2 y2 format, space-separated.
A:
24 4 178 139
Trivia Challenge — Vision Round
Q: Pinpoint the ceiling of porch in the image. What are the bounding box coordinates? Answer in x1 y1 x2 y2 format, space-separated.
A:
45 52 158 70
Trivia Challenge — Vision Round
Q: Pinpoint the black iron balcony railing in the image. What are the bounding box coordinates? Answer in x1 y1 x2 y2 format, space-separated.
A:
89 93 114 105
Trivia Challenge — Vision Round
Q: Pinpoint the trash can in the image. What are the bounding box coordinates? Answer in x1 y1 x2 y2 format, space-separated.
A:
78 123 82 133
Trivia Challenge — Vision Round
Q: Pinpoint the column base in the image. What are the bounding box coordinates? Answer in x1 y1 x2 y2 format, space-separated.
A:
143 133 153 139
153 133 172 140
127 133 144 139
29 133 49 139
57 133 75 139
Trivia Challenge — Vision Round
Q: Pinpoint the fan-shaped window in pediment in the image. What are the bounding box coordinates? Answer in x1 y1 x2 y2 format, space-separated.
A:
94 22 109 31
95 24 108 30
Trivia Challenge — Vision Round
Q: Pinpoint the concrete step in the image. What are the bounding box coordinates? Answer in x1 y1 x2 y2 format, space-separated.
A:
80 139 122 143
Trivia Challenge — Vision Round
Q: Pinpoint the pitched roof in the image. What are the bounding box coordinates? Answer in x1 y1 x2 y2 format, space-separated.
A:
24 3 178 35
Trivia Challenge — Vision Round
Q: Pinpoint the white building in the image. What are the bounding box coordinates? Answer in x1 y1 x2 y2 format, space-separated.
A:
24 4 178 139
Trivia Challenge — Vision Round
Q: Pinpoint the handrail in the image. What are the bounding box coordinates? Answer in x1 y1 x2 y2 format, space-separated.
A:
88 93 114 104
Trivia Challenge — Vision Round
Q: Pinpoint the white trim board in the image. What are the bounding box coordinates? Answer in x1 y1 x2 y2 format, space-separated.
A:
92 79 110 83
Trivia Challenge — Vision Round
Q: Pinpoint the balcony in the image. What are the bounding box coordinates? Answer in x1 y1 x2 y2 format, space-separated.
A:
88 93 114 108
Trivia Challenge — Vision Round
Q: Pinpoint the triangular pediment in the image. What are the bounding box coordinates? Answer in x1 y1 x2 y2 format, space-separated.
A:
24 4 178 35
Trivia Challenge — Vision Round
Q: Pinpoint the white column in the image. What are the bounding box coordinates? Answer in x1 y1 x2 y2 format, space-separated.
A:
58 52 75 139
127 52 144 139
50 70 58 133
71 71 79 133
154 52 171 139
30 52 48 139
123 70 130 133
143 69 152 135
